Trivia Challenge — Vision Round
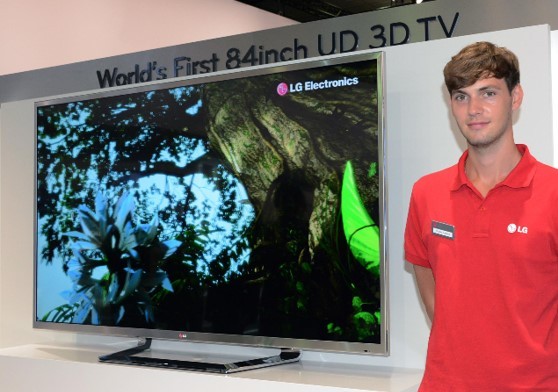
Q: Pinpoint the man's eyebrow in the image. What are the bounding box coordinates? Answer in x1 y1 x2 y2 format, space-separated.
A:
478 85 502 91
451 89 467 96
452 85 502 95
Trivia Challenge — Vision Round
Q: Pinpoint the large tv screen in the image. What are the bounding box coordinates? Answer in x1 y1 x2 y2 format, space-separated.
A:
34 50 387 362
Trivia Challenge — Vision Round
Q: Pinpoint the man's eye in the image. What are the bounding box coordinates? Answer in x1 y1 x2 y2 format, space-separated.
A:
453 94 466 101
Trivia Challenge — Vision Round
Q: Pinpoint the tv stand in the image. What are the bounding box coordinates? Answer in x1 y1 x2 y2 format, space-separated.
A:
98 338 301 373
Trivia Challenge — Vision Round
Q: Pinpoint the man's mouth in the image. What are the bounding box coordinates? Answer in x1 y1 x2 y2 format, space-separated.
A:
467 121 489 130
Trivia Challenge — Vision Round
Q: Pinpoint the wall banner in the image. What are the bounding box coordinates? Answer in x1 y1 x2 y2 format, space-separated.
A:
1 0 557 103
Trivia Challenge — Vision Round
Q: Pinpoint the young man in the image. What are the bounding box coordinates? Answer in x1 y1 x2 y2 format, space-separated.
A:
404 41 558 390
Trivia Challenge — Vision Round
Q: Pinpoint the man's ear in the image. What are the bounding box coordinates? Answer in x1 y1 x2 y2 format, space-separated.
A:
511 84 524 110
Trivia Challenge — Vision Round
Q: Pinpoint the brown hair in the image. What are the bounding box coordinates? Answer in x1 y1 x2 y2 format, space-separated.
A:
443 41 520 94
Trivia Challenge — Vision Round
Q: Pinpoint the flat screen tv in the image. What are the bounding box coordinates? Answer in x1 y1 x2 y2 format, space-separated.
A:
34 50 387 372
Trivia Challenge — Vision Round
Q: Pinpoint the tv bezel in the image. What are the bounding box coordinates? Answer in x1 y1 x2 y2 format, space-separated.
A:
32 49 389 358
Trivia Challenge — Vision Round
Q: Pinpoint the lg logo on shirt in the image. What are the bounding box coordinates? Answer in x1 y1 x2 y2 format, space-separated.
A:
507 223 528 234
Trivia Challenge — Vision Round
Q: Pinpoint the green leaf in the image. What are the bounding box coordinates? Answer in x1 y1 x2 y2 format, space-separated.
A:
352 296 363 310
64 231 93 241
117 268 143 303
113 192 133 225
368 162 377 177
341 161 380 273
161 277 174 292
145 214 159 243
119 221 138 252
354 311 377 326
107 274 120 303
374 310 382 324
94 192 109 236
76 205 102 246
161 239 182 259
72 240 100 250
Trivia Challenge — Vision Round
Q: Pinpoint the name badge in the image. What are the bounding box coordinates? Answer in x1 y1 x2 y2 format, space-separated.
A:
432 220 455 240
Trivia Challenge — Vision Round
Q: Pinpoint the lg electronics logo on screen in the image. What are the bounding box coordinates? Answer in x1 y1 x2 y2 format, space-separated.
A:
277 82 289 96
507 223 528 234
277 76 360 96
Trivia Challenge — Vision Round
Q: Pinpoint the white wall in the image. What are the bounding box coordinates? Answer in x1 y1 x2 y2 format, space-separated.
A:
0 0 296 76
0 25 553 371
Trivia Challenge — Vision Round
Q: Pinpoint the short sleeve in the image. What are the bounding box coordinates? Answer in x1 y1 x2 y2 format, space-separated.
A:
404 185 431 268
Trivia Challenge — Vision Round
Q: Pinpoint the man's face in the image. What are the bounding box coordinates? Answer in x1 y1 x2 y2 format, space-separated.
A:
450 77 523 149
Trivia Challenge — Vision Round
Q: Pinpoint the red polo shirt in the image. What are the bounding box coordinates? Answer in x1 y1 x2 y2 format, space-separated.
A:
405 145 558 391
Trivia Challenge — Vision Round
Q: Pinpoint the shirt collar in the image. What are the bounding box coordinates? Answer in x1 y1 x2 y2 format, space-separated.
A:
451 144 537 192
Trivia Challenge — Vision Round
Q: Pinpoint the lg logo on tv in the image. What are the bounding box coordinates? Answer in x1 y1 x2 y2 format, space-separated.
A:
277 76 360 96
507 223 528 234
277 82 289 96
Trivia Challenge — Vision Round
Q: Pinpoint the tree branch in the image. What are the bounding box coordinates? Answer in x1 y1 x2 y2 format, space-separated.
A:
120 152 225 182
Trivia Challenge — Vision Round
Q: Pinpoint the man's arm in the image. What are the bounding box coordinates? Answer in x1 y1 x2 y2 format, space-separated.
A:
413 264 435 322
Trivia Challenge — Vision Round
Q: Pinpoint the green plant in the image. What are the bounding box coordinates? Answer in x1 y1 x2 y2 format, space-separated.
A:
43 191 181 326
340 160 380 274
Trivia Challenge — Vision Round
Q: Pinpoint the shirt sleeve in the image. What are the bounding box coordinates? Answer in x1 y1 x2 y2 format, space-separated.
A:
404 184 431 268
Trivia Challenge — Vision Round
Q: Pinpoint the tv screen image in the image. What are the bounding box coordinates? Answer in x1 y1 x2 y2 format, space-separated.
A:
34 51 387 371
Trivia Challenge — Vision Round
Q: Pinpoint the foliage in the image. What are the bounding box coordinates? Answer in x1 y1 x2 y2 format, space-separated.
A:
37 87 206 264
37 87 255 326
341 160 380 274
43 191 181 326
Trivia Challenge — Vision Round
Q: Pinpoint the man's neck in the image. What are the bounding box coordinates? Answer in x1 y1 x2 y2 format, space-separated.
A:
465 140 522 197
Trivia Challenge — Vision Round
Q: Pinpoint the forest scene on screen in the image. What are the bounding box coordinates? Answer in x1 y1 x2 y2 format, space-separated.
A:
36 60 382 343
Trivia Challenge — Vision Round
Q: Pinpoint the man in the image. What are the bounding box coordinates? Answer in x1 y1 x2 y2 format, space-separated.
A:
404 41 558 390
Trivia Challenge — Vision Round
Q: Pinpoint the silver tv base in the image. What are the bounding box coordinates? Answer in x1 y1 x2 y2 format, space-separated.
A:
99 338 301 374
